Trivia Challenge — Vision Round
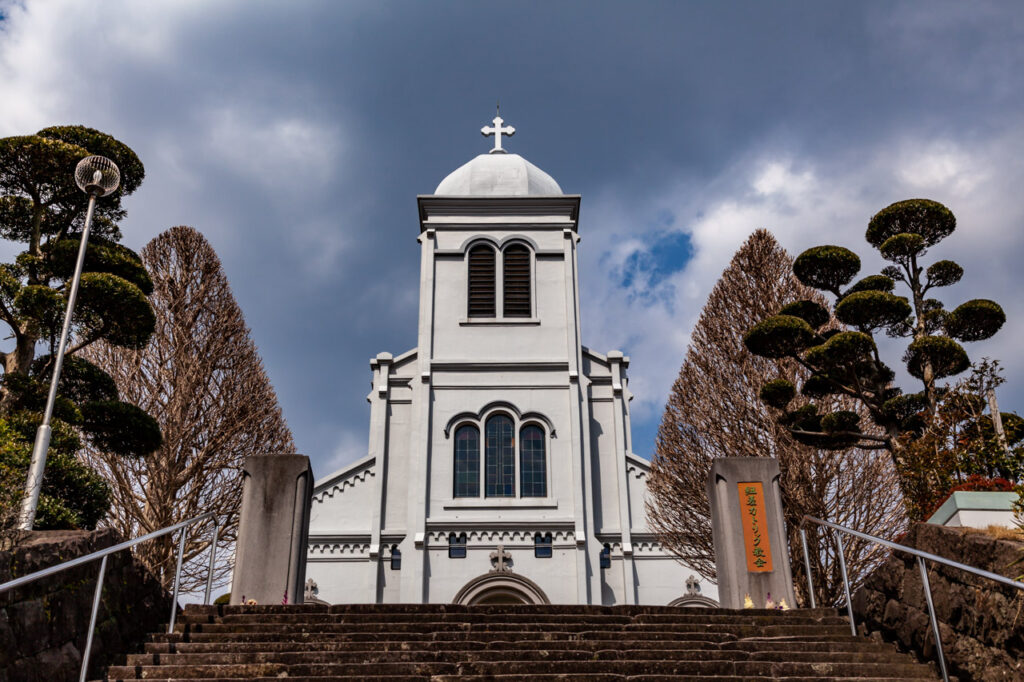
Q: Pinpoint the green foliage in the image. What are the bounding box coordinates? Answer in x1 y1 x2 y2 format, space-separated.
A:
745 199 1006 488
866 198 956 248
904 335 969 380
75 272 155 348
805 331 875 367
945 299 1006 342
879 233 926 261
0 417 109 530
0 125 159 529
793 245 860 294
843 274 895 296
743 315 816 358
81 400 162 457
926 260 963 288
834 290 911 330
778 300 830 329
759 379 796 409
46 237 153 295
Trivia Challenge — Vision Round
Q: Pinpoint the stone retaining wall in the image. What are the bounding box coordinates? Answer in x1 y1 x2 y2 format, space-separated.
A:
852 522 1023 682
0 528 173 682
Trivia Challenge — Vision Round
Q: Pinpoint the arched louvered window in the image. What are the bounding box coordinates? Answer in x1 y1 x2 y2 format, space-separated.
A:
519 424 546 497
534 532 553 559
453 424 480 498
502 244 531 317
485 414 515 497
600 543 611 569
448 532 467 559
468 244 496 317
389 544 401 570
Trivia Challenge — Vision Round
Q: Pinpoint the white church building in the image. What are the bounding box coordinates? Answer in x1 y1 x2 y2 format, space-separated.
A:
305 117 717 607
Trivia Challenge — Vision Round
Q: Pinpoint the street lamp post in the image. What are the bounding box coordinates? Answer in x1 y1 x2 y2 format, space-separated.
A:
18 155 121 531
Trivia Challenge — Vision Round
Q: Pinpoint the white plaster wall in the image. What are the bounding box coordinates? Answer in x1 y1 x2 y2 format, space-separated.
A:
381 401 411 531
589 400 620 533
947 509 1017 528
626 458 653 532
424 543 578 604
306 556 375 605
309 464 376 535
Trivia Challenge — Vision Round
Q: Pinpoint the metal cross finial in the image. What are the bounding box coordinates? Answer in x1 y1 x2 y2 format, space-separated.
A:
481 113 515 154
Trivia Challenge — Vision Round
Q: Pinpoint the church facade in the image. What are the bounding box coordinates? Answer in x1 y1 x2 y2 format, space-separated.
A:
306 118 717 607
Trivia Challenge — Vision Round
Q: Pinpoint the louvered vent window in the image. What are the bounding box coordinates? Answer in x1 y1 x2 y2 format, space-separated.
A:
467 245 496 317
503 245 531 317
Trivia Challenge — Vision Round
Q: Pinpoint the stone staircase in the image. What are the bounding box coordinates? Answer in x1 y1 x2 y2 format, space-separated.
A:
104 603 939 681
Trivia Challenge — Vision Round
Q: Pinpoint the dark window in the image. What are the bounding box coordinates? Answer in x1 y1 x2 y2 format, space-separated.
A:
503 244 531 317
390 545 401 570
453 424 480 497
599 543 611 569
448 532 467 559
485 414 515 497
519 424 546 497
468 245 496 317
534 532 553 558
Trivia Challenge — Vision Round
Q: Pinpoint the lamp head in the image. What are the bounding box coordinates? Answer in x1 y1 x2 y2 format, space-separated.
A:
75 156 120 197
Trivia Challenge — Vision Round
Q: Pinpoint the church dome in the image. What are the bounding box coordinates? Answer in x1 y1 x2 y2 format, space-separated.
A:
434 152 563 196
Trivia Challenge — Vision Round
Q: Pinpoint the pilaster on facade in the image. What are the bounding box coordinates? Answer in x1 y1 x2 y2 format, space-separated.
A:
368 352 392 575
608 350 636 604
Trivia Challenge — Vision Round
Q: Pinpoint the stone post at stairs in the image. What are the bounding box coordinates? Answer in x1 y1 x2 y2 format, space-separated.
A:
706 457 796 610
231 454 313 605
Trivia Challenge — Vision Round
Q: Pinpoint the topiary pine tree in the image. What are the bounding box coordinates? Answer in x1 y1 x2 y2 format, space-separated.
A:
0 126 161 530
743 199 1005 456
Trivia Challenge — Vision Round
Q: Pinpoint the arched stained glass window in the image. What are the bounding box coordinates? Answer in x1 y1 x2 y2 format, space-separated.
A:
468 245 496 317
453 424 480 497
503 244 531 317
485 414 515 497
519 424 546 497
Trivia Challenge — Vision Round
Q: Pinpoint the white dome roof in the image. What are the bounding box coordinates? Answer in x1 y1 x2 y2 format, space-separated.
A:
434 152 562 196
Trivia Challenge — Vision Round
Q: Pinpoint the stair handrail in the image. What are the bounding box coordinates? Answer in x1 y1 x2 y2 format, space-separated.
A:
799 514 1024 682
0 511 222 682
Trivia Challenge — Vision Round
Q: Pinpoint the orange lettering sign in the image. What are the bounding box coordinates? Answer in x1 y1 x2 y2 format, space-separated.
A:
737 481 772 573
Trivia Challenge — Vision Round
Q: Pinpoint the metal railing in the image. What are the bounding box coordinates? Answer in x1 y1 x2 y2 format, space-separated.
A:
0 512 221 682
799 514 1024 682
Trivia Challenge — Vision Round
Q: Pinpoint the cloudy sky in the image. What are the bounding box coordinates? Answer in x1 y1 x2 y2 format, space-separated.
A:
1 1 1022 478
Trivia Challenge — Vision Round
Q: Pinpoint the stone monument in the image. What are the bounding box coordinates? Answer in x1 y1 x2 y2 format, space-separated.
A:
231 454 313 605
706 457 796 609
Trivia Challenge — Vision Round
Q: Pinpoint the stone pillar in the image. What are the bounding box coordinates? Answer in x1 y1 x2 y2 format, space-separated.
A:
706 457 796 609
231 455 313 605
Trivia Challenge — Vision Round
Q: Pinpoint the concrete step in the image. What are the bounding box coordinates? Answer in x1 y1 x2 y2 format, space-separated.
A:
182 604 843 618
142 638 900 655
106 659 938 679
125 648 920 667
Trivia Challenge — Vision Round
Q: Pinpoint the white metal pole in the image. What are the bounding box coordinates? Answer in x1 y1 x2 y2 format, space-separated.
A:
18 194 98 531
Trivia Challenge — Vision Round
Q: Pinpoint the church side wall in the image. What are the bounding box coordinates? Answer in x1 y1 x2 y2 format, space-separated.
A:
381 400 411 531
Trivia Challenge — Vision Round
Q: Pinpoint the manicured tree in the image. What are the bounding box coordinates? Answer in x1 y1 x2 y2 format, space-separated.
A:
0 126 160 530
83 226 295 592
744 200 1005 473
647 230 905 606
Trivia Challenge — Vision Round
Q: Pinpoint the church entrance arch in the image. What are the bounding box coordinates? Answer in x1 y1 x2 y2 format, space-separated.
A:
452 572 551 606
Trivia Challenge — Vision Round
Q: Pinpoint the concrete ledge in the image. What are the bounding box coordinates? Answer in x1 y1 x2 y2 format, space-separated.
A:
927 491 1017 527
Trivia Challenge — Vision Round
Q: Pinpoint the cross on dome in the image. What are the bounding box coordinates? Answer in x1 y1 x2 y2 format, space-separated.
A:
481 114 515 154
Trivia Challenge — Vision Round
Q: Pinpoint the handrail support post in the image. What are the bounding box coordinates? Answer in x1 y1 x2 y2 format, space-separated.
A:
918 557 950 682
167 527 187 634
79 554 107 682
799 526 816 609
204 521 220 605
834 533 857 637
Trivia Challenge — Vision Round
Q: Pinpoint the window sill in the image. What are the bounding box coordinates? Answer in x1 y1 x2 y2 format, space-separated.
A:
444 499 557 510
460 317 540 326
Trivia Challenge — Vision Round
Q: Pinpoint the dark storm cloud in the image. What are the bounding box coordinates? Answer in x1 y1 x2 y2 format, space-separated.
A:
1 1 1022 472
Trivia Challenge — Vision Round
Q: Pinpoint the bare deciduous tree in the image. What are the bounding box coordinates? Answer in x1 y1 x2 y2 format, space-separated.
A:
646 229 906 607
83 226 295 594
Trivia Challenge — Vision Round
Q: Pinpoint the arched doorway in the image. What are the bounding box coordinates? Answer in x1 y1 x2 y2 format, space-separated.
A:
452 572 551 605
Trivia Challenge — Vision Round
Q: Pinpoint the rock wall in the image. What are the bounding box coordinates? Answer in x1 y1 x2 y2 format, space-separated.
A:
852 522 1023 682
0 528 173 682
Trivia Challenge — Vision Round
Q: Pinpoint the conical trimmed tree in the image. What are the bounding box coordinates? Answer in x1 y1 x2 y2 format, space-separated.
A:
82 226 295 592
646 229 905 606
